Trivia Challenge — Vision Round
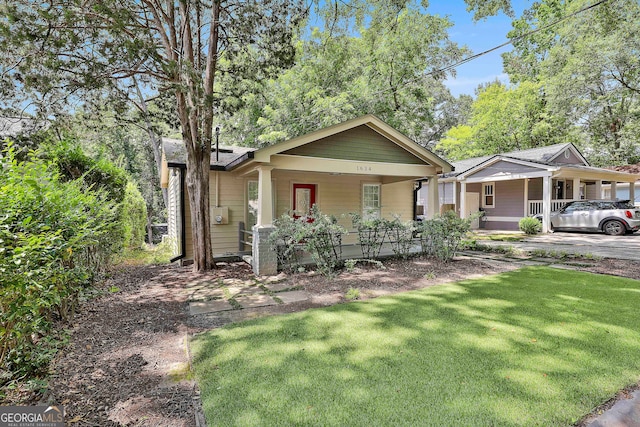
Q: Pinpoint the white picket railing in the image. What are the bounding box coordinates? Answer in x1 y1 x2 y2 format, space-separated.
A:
528 200 575 216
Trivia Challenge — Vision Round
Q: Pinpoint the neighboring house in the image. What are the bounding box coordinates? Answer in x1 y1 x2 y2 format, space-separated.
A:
418 143 639 232
161 115 452 274
603 164 640 206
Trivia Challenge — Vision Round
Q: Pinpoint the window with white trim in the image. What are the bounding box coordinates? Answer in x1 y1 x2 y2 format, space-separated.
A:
362 184 381 220
482 182 495 208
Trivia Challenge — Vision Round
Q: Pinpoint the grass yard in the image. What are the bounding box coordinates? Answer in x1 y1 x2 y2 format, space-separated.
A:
191 267 640 426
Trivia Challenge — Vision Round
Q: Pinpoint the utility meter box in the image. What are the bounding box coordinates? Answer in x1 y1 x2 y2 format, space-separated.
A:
212 207 229 225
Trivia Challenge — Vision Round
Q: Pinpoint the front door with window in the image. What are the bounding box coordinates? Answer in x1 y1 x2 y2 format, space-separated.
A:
293 183 316 219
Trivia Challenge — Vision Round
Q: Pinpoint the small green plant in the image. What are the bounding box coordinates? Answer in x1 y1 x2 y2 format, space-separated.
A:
345 287 360 300
519 217 542 235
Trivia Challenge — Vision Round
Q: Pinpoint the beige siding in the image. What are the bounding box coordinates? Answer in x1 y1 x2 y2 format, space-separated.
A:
183 170 417 257
381 181 415 221
282 125 424 164
210 172 246 255
167 168 181 257
273 171 364 229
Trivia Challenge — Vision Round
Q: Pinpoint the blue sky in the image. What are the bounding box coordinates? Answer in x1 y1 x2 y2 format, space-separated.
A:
427 0 531 97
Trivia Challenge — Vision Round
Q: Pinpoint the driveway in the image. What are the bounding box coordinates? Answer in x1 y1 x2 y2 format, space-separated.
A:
478 231 640 260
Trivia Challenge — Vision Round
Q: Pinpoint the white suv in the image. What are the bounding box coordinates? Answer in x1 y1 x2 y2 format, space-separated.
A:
536 200 640 235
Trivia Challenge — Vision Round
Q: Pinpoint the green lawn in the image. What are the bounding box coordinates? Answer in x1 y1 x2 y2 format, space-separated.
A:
191 267 640 426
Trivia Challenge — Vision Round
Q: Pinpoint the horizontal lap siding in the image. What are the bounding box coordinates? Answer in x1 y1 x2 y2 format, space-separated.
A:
211 172 245 255
529 178 542 200
167 169 181 257
495 180 525 217
282 125 424 164
274 171 362 229
381 181 414 222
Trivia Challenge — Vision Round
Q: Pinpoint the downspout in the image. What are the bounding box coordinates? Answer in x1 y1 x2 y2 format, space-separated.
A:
413 179 427 220
170 167 187 263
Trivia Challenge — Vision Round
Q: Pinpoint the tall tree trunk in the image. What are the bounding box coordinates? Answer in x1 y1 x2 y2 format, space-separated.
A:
184 140 214 271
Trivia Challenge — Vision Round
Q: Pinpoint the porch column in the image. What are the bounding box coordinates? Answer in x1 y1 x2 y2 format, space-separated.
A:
523 178 529 216
542 174 551 233
427 175 440 218
257 166 274 226
252 166 277 276
610 181 617 200
453 181 458 216
572 178 581 200
595 180 602 199
630 182 636 204
459 181 467 218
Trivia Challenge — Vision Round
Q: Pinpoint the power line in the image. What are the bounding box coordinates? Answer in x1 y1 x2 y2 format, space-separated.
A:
253 0 613 141
433 0 612 76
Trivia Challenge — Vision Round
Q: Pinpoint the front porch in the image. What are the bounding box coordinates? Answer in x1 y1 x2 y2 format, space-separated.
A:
458 174 637 233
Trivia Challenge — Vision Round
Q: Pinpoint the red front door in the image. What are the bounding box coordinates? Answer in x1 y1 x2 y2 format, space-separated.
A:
292 183 316 220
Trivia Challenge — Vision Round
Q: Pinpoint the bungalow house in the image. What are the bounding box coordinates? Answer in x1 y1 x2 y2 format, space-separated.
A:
418 143 639 232
603 163 640 206
161 115 452 275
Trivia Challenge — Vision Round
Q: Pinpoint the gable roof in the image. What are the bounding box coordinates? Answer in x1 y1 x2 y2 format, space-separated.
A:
163 115 452 173
252 114 452 172
444 143 586 178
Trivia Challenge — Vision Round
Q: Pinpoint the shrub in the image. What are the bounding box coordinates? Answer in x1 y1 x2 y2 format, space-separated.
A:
350 213 388 259
519 217 542 235
269 206 346 276
386 217 415 259
120 182 148 249
0 146 120 381
417 211 473 262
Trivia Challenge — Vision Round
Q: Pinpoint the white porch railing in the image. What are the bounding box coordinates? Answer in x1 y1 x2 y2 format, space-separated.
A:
528 200 576 216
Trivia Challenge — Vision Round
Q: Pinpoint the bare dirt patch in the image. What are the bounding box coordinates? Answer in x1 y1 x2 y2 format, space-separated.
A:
3 254 639 426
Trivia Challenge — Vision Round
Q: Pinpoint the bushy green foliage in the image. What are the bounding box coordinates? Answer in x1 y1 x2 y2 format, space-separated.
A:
269 206 346 276
49 141 128 203
0 146 121 382
119 182 148 248
519 217 542 235
417 211 473 262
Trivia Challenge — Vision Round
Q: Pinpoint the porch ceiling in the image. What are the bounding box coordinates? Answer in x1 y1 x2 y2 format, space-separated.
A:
552 166 639 183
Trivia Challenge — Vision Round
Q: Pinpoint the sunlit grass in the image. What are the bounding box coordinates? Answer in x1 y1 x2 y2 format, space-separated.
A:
192 267 640 426
114 241 174 266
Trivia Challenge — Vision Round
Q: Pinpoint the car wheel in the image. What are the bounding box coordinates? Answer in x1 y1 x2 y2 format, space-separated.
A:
603 220 625 236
